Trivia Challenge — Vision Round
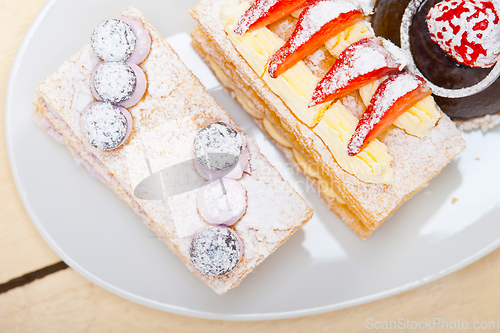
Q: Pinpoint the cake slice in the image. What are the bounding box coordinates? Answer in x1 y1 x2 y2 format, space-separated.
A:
190 0 466 238
34 6 313 294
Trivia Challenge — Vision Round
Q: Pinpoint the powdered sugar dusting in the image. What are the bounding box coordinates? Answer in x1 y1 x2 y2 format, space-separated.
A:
80 102 130 150
340 93 365 118
37 6 313 294
234 0 279 34
197 179 247 226
324 48 386 89
91 19 136 62
304 48 329 76
348 73 421 154
192 0 466 230
460 112 500 131
401 0 500 97
93 62 136 104
312 38 400 105
190 226 242 276
291 0 359 48
193 122 243 171
373 74 421 116
427 0 500 68
381 38 409 70
268 0 361 76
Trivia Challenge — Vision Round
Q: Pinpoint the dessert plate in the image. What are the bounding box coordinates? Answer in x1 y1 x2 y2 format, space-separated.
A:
5 0 500 320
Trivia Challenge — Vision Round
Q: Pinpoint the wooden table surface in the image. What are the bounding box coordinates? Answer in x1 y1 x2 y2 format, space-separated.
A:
1 0 500 331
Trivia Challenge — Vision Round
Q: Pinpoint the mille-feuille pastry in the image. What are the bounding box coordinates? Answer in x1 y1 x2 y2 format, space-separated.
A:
190 0 466 238
372 0 500 132
34 6 313 294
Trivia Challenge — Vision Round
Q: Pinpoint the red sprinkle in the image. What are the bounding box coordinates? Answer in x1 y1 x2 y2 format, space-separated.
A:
427 0 500 68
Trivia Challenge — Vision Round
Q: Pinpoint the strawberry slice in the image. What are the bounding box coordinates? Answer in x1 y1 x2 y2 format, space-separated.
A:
347 73 432 156
268 0 364 78
310 38 401 107
234 0 309 35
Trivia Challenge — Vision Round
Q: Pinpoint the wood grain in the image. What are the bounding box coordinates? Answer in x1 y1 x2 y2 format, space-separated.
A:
0 0 61 284
1 0 500 331
1 251 500 332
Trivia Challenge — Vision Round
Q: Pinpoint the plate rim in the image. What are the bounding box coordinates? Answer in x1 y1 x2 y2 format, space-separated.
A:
5 0 500 321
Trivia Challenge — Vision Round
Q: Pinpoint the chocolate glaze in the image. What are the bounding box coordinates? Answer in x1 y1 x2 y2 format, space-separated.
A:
372 0 500 120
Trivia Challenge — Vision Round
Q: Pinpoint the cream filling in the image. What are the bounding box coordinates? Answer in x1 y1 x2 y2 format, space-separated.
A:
262 116 346 202
324 21 375 57
290 8 375 58
292 148 346 204
221 4 330 127
228 6 439 140
262 118 293 147
221 4 394 184
314 101 394 185
359 79 441 137
205 51 346 201
36 105 150 223
394 96 441 137
330 24 441 137
235 89 266 120
206 55 265 119
359 78 382 108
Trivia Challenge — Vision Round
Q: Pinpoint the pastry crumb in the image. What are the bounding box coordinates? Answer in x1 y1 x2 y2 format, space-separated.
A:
452 198 459 204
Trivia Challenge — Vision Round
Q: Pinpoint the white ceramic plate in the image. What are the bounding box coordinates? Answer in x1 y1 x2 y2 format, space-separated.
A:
6 0 500 321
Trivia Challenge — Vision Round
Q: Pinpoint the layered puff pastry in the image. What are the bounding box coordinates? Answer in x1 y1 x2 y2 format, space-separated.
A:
190 0 466 238
34 6 313 294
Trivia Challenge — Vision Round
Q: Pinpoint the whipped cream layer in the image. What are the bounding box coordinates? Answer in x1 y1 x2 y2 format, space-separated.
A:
191 0 466 229
220 1 445 184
